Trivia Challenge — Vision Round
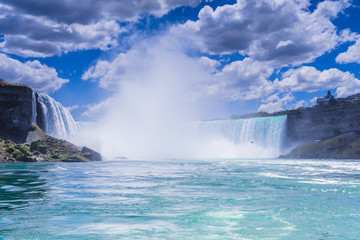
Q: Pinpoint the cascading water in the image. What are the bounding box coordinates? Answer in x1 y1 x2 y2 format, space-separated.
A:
36 93 78 139
75 115 287 159
193 115 287 157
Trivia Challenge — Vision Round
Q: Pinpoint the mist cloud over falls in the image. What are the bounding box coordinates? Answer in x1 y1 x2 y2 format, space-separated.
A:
73 38 286 159
76 39 214 159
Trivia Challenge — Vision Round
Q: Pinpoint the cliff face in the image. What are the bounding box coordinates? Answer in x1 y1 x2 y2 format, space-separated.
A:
0 83 33 142
281 132 360 159
285 104 360 147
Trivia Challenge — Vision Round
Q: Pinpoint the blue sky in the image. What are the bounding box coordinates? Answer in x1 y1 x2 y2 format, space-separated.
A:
1 0 360 120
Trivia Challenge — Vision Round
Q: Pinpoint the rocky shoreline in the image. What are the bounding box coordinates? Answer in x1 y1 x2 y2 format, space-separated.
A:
0 126 102 163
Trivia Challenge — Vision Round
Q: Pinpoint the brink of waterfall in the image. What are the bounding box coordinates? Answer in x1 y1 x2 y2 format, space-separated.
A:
194 115 287 157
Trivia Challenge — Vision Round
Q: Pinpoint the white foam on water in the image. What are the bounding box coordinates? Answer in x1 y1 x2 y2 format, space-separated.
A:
259 172 295 179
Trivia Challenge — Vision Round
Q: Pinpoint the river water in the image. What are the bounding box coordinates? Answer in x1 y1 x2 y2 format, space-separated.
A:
0 159 359 239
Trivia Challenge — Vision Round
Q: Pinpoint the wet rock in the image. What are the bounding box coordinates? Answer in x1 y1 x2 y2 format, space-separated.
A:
82 147 102 161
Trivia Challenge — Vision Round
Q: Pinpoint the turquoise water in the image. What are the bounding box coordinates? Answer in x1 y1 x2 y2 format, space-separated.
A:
0 159 359 239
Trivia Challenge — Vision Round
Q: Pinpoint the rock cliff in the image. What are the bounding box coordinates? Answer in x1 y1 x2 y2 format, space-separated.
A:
280 132 360 159
285 103 360 147
0 80 33 142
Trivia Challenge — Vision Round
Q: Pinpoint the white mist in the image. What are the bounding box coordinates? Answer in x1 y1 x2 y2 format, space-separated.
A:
73 37 286 160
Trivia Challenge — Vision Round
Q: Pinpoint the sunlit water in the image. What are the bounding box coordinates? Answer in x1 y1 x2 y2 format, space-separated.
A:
0 159 359 239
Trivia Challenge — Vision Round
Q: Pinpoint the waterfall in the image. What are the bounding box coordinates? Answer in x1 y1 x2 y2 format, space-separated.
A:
31 92 37 124
36 93 78 139
75 116 287 159
195 115 287 156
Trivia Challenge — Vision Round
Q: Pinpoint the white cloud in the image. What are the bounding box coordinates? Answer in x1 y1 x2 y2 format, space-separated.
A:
67 104 80 112
0 53 68 93
336 39 360 64
82 54 128 90
0 0 202 57
83 41 278 103
199 56 220 73
4 0 201 24
276 40 293 49
173 0 351 67
214 58 274 100
292 100 307 109
82 98 114 117
310 96 318 104
0 16 123 57
257 93 294 113
274 66 360 97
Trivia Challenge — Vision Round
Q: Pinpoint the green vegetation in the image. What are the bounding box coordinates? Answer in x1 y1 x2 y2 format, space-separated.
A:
19 145 32 157
31 123 45 135
12 150 23 160
5 144 15 154
30 141 39 151
0 78 31 89
0 136 96 162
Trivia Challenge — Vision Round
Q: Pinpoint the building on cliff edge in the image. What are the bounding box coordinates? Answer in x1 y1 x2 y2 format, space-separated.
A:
316 90 360 107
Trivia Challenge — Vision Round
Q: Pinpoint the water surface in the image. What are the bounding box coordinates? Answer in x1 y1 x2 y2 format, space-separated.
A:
0 159 359 239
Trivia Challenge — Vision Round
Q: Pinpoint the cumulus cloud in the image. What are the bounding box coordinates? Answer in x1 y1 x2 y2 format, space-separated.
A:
274 66 360 97
82 98 114 118
83 35 277 104
199 56 220 73
173 0 350 67
0 0 201 57
214 58 275 100
66 104 80 112
5 0 201 24
292 100 307 109
257 93 295 113
82 54 128 90
80 0 359 117
0 17 122 57
0 53 68 93
336 39 360 64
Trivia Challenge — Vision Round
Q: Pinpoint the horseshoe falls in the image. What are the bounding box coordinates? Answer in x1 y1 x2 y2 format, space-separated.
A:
35 93 78 139
192 115 287 158
75 115 288 159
